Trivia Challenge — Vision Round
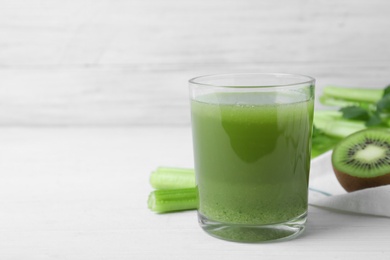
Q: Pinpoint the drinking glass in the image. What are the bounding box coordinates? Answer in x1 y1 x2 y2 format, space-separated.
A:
189 73 315 242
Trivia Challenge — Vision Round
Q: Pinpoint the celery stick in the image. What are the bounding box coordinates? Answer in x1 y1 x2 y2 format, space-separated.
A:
319 95 359 107
314 110 344 119
148 187 198 213
314 110 367 138
323 86 383 103
314 117 366 138
150 167 195 190
319 95 374 110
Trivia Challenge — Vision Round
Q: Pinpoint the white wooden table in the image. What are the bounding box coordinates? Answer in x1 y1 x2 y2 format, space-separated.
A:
0 127 389 259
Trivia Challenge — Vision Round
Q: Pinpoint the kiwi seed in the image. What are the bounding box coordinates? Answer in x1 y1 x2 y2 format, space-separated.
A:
331 128 390 192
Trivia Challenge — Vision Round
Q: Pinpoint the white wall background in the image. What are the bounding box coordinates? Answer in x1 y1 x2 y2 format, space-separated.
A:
1 0 390 126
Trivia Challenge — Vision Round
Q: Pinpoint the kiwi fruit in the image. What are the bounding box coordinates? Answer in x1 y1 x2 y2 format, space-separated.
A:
332 128 390 192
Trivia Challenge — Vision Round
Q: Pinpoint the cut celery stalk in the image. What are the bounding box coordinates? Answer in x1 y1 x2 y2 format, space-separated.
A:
323 86 383 103
319 95 374 110
150 167 195 190
314 118 366 138
314 110 367 138
319 95 359 107
148 187 198 213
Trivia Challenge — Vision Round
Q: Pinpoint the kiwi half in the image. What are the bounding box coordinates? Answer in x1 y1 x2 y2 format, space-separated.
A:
332 129 390 192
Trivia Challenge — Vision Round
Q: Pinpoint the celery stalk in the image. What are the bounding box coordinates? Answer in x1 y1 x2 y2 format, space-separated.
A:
148 187 198 213
318 120 366 138
323 86 383 103
319 95 360 107
150 167 195 190
314 110 366 138
319 95 374 110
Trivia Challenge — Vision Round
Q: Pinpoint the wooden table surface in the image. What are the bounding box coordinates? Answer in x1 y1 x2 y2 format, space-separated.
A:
0 127 389 259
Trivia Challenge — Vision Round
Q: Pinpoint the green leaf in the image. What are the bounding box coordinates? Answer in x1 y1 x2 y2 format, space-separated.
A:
365 112 383 127
382 84 390 97
376 94 390 112
339 106 370 121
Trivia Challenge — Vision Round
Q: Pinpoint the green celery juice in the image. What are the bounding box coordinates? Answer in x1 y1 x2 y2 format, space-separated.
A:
191 92 314 225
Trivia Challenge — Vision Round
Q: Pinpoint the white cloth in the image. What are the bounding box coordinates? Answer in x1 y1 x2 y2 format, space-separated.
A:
309 151 390 217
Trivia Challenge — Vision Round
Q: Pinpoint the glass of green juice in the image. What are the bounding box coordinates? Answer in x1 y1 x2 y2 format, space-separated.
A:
189 73 315 243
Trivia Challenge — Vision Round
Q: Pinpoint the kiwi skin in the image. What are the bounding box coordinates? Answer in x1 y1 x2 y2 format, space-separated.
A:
332 129 390 192
333 168 390 192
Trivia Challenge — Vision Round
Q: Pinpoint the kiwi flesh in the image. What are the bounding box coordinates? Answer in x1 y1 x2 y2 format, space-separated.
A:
332 129 390 192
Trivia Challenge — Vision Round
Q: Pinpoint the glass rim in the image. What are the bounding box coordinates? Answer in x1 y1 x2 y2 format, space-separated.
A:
189 72 315 89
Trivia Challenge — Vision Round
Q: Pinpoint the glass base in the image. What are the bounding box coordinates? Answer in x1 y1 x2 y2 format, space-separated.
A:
198 211 307 243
